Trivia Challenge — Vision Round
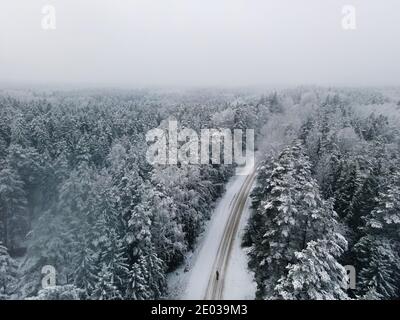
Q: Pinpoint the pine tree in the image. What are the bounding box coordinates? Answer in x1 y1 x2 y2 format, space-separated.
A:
334 160 363 219
72 246 99 296
130 258 150 300
93 265 122 300
249 142 343 298
0 167 27 251
148 250 167 296
128 249 166 300
244 156 275 247
0 243 18 300
119 176 168 299
33 284 85 300
6 144 45 229
10 114 29 147
275 234 349 300
315 142 342 199
147 169 186 269
365 172 400 238
354 172 400 299
22 164 99 296
90 171 129 299
354 236 400 299
348 165 381 232
91 217 129 299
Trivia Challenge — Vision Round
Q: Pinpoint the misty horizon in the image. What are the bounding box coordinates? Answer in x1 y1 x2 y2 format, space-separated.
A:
1 0 400 87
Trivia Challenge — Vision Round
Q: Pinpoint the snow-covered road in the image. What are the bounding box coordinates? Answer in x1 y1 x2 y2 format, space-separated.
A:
170 167 256 300
203 169 257 299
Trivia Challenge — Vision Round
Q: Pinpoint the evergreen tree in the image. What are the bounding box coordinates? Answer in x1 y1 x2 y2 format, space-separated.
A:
130 258 151 300
0 167 27 251
3 86 399 301
33 285 85 300
0 243 18 300
354 172 400 299
248 142 343 298
92 217 128 300
334 160 363 219
365 172 400 238
275 234 349 300
348 165 381 232
354 236 400 299
93 265 122 300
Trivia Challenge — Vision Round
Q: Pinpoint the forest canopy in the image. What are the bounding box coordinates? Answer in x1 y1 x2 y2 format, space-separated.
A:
1 86 399 300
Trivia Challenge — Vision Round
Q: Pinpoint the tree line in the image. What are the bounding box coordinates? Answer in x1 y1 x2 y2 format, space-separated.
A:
245 89 400 300
0 89 276 299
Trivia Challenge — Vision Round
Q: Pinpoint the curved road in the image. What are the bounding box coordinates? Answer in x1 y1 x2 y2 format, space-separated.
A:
204 169 257 300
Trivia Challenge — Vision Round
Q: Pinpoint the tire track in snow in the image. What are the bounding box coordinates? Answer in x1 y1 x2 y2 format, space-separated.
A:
204 168 257 300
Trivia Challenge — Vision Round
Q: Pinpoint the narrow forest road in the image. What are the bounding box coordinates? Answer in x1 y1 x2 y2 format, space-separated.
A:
203 168 257 300
180 166 257 300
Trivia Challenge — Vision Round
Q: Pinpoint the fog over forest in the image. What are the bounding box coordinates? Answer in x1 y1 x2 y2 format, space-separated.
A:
1 1 400 303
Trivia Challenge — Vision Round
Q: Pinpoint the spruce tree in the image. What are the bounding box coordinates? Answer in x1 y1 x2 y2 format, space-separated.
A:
0 167 27 251
0 243 18 300
33 284 85 300
249 142 344 298
365 172 400 238
275 234 349 300
354 236 400 299
354 172 400 299
334 160 363 219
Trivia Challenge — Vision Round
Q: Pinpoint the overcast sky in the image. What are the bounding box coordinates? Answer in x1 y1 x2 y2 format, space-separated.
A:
1 0 399 87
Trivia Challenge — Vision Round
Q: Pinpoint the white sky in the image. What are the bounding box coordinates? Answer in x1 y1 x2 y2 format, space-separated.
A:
0 0 399 87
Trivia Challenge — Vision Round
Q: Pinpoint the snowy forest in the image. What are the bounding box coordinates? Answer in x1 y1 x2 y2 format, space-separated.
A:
0 87 400 300
245 88 400 300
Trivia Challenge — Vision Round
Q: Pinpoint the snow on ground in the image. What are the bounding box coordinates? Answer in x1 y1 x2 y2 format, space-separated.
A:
223 193 256 300
167 170 256 300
